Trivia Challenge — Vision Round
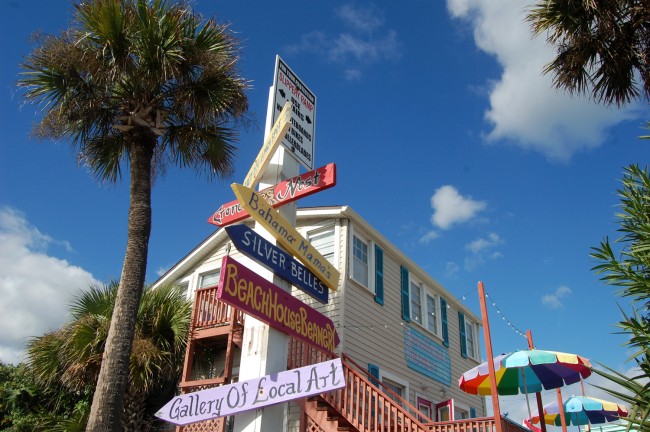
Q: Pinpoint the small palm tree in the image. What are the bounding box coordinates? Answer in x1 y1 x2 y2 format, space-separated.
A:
28 282 192 431
527 0 650 107
18 1 248 429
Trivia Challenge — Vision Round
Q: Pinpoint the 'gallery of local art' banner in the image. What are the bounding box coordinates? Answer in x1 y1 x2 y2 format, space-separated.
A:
155 358 345 426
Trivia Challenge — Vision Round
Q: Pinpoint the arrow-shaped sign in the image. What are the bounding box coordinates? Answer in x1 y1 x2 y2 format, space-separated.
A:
225 224 328 304
155 358 345 426
231 183 340 291
208 163 336 228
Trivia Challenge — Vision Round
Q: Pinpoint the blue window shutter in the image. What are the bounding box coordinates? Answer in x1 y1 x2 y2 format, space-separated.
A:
470 407 476 418
400 266 410 321
374 245 384 305
368 363 380 386
441 297 449 347
459 311 467 358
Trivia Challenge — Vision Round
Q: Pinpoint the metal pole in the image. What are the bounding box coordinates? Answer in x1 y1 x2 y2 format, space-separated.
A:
478 281 503 432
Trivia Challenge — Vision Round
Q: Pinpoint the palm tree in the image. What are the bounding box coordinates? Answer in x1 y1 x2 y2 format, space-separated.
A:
17 1 248 429
28 281 192 430
527 0 650 107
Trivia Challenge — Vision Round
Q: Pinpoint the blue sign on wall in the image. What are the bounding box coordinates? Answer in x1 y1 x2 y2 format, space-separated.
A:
403 326 451 386
225 224 328 304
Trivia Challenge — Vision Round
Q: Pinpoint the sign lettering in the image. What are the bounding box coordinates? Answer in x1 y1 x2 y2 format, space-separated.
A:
217 256 339 352
231 183 340 291
225 224 328 303
155 358 345 426
209 163 336 227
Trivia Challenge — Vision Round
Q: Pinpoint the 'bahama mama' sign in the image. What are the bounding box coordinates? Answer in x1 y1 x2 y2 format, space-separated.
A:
217 256 339 353
231 183 340 291
155 358 345 426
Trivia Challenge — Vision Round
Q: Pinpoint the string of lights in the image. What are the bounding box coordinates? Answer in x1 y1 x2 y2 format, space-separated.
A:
484 290 527 339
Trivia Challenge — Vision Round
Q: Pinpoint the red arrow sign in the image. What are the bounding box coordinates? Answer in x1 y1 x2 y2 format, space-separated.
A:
208 163 336 227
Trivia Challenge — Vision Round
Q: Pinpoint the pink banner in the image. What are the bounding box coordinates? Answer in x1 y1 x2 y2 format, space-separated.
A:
217 256 339 353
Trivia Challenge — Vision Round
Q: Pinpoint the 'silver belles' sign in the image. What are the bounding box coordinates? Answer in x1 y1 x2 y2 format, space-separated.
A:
242 101 292 189
231 183 340 291
208 163 336 228
225 224 328 304
217 256 339 352
155 358 345 426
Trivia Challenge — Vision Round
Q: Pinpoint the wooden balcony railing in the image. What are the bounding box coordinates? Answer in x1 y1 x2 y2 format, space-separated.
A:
288 337 531 432
191 285 244 330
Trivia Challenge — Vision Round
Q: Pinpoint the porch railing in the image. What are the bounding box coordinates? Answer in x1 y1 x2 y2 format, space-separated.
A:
191 285 244 330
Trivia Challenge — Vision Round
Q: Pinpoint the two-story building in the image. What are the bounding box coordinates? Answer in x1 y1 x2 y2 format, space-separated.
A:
154 205 493 432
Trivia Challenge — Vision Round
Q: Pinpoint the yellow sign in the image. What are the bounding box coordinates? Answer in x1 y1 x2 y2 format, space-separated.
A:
231 183 340 291
243 102 293 188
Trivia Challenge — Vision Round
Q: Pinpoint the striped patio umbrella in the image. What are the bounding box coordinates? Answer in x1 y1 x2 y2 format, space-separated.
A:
532 395 628 428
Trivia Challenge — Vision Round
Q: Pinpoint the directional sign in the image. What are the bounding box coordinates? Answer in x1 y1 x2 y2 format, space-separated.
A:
217 256 339 352
243 101 292 189
231 183 340 291
209 163 336 228
225 224 328 304
272 56 316 170
155 358 345 426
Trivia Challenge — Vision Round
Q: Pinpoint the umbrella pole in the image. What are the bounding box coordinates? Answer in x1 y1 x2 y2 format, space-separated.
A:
520 368 533 421
478 281 503 432
556 388 568 432
526 330 547 432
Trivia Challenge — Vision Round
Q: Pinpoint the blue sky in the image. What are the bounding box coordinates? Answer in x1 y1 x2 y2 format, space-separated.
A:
1 0 649 423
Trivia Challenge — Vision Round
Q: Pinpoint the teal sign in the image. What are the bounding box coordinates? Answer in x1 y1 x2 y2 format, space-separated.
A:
403 327 451 386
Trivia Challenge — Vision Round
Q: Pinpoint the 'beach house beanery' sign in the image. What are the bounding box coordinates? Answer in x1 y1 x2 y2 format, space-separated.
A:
231 183 340 291
155 358 345 426
217 256 339 353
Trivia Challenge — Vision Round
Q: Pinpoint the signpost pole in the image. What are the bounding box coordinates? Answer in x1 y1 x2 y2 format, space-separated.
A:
233 95 299 432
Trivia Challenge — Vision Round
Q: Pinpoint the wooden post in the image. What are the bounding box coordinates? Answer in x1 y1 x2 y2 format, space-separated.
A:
478 281 503 432
556 388 568 432
525 330 547 432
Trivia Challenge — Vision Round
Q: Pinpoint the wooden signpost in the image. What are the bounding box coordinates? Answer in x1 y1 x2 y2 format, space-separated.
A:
231 183 340 291
217 256 339 352
225 224 328 304
155 358 344 426
208 163 336 228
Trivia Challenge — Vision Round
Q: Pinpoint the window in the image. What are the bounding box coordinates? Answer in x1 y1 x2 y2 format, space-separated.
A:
426 294 438 334
465 320 477 359
410 281 422 324
352 233 369 286
408 275 442 339
199 270 220 288
174 281 190 298
382 378 405 405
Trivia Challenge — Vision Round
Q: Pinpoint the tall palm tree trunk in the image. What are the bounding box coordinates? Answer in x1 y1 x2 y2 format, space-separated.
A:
87 139 155 431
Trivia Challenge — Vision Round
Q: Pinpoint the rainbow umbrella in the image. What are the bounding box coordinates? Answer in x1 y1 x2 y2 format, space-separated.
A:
532 396 628 427
459 349 592 396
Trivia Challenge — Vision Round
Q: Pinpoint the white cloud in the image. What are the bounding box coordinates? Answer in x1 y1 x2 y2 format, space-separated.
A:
445 261 460 277
419 230 440 244
286 5 401 79
464 233 503 271
430 185 487 230
446 0 640 161
541 285 572 309
466 232 502 253
0 207 97 364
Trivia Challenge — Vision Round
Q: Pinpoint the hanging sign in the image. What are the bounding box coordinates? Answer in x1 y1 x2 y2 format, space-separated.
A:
231 183 340 291
272 56 316 170
208 163 336 228
155 358 345 426
225 224 328 304
242 101 292 189
217 256 339 352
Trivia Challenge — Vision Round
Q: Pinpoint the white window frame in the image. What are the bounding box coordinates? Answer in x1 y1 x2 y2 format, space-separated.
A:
379 369 409 406
349 226 374 291
464 319 480 361
454 401 471 420
409 275 442 340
